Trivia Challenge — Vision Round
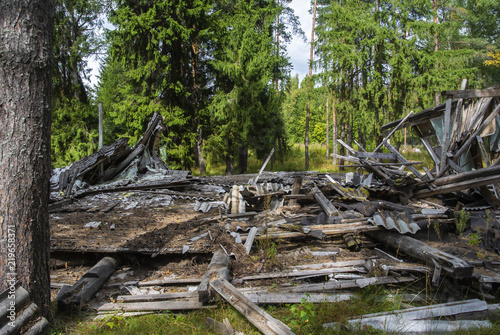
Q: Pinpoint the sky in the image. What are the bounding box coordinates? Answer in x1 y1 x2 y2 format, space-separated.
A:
85 0 314 88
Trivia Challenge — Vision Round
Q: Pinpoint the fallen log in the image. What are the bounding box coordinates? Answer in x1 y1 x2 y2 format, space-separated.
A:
55 256 119 310
367 230 473 279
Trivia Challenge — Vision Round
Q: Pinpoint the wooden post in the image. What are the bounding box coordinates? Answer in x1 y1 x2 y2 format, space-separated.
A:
254 148 275 183
288 176 303 206
198 250 232 303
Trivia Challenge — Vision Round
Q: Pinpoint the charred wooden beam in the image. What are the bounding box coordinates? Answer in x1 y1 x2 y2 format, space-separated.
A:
311 185 339 217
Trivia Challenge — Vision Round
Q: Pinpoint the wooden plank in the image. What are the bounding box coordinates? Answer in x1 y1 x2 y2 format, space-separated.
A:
414 126 440 168
210 278 294 335
288 176 303 206
441 89 500 99
97 300 212 312
254 147 275 183
354 152 397 160
244 227 258 255
374 111 414 152
311 185 339 217
453 103 500 161
328 299 490 333
198 250 232 303
245 292 354 304
234 267 366 283
441 97 452 170
367 231 473 278
117 292 197 302
414 173 500 198
285 276 414 293
383 140 423 179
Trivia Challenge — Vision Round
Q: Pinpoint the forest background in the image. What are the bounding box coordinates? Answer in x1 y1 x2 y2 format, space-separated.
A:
51 0 500 175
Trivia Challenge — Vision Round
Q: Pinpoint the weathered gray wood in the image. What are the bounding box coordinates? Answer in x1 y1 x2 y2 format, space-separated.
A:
311 185 339 217
210 278 294 335
327 299 490 333
24 317 50 335
138 278 203 288
198 250 232 303
442 89 500 99
245 292 354 304
259 222 379 240
56 257 119 310
0 303 38 335
244 227 258 255
383 139 423 179
354 152 397 160
117 291 197 302
441 97 452 170
288 176 303 206
291 260 367 270
0 286 30 327
97 300 212 312
414 173 500 198
285 276 414 293
103 143 145 181
234 267 366 283
340 162 422 167
453 103 500 161
415 127 440 168
367 231 473 278
254 147 275 183
375 111 415 152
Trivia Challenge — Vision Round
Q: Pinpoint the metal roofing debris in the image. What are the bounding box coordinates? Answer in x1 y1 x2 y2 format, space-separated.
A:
368 211 420 234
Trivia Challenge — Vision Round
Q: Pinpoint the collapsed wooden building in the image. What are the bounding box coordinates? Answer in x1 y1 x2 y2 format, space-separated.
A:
8 85 499 334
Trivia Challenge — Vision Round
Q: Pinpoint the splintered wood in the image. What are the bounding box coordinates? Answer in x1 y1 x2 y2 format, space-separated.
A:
48 96 500 333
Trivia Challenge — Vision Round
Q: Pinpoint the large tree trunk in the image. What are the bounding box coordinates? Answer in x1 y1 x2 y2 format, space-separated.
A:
197 127 206 176
332 94 338 165
305 0 317 171
326 97 330 160
0 0 55 319
238 142 248 174
433 0 440 107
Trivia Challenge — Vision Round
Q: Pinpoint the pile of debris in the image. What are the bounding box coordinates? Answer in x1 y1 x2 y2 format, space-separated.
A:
47 86 500 334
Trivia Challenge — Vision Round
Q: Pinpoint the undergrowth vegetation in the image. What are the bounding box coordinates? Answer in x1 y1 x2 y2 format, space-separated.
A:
192 143 434 177
51 285 500 334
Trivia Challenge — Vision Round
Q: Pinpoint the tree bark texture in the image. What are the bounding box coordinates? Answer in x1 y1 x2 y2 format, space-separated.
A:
0 0 55 318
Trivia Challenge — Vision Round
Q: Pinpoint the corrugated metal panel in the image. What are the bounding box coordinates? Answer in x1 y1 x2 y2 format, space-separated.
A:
369 211 420 234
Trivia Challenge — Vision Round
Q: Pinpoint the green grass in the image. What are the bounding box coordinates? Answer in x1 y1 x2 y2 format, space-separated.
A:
51 286 500 334
192 142 435 176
